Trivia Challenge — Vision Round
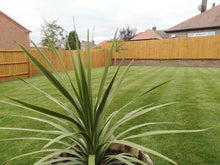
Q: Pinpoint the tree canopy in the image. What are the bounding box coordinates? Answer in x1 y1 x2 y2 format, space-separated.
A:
41 19 66 49
119 26 137 41
65 31 81 50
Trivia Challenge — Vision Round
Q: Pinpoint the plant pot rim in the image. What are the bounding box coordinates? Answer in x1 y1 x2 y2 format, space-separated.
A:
109 143 153 165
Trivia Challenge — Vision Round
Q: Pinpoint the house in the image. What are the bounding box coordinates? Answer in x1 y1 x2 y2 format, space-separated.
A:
81 40 96 50
94 40 108 47
0 10 30 49
165 1 220 38
55 38 67 50
130 27 168 41
31 41 48 50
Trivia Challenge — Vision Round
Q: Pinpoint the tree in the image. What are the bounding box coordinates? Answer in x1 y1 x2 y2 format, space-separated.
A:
107 38 125 65
119 26 137 41
65 31 81 50
41 19 66 49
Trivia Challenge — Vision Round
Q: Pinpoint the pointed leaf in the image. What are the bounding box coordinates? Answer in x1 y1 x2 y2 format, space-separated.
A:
0 127 62 134
116 122 174 139
123 128 211 140
42 133 75 149
2 149 61 164
113 140 177 165
3 97 84 130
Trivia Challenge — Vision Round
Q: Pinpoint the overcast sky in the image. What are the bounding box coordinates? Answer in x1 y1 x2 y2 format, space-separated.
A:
1 0 219 44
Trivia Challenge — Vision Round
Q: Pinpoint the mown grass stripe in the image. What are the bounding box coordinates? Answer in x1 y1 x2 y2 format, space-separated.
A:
0 66 219 165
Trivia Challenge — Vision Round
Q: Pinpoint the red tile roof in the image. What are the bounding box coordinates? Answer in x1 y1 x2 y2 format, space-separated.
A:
166 4 220 32
130 29 162 41
95 40 108 47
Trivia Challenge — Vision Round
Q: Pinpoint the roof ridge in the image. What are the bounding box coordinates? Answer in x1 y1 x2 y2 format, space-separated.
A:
151 29 162 39
166 4 220 32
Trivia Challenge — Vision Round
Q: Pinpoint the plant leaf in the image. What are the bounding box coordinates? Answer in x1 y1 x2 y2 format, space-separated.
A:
17 43 84 121
40 157 82 165
4 96 84 130
0 127 62 134
106 154 135 165
116 122 174 139
43 34 80 99
2 149 61 164
34 149 85 165
88 155 95 165
13 75 79 122
95 29 118 109
113 140 177 165
0 100 76 129
42 133 75 149
0 137 72 147
11 115 72 133
123 128 211 140
115 79 173 116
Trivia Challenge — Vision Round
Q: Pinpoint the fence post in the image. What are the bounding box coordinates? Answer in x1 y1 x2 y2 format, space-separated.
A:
27 56 32 77
26 51 32 77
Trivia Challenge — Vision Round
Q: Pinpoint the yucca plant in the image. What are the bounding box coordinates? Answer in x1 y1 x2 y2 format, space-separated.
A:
0 29 209 165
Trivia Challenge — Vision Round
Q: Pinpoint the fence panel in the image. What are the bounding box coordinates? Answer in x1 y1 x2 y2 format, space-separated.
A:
0 49 110 81
29 50 53 74
0 49 30 81
103 35 220 59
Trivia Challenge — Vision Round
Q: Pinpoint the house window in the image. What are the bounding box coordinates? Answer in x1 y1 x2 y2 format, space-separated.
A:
188 31 215 37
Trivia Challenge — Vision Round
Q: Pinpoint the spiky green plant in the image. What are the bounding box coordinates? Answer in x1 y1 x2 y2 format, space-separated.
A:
0 30 209 165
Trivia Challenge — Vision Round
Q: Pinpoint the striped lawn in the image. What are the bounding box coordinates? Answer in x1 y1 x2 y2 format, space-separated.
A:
0 66 219 165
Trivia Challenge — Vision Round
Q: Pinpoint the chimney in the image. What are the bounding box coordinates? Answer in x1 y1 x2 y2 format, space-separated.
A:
152 27 156 31
201 0 207 13
212 3 216 7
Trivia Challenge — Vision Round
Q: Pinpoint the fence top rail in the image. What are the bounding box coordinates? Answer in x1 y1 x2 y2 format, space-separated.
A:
0 49 23 52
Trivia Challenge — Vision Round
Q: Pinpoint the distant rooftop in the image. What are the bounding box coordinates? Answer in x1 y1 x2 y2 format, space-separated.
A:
130 29 164 41
166 4 220 32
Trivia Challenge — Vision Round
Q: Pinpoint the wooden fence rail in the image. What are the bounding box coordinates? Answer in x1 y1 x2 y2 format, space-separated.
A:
0 49 109 81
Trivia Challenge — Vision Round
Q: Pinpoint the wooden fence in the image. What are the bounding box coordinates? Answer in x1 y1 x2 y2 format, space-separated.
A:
1 35 220 81
102 35 220 59
0 49 109 81
0 49 31 81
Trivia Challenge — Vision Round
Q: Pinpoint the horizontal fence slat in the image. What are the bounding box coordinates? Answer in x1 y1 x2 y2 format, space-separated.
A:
0 61 28 65
0 72 29 78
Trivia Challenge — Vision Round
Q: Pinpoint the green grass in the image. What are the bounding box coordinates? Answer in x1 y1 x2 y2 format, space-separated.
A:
0 66 219 165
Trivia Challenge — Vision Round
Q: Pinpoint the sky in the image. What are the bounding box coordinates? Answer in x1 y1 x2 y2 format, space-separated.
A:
1 0 220 45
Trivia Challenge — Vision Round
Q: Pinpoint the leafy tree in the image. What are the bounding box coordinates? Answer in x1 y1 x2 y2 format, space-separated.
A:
119 26 137 41
108 38 125 65
41 19 66 49
65 31 81 50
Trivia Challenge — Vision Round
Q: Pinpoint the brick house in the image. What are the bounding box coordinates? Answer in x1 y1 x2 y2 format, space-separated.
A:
165 1 220 38
0 10 30 49
81 40 96 50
